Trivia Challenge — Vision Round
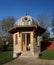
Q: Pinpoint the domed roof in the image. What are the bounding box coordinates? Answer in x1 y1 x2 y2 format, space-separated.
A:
14 15 40 26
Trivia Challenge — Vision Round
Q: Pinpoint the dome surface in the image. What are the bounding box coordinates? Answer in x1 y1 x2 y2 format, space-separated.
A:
14 16 39 26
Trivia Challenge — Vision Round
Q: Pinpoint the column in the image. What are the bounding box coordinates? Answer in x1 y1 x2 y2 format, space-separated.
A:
30 32 34 52
37 36 42 46
18 32 21 51
37 36 42 54
13 34 17 58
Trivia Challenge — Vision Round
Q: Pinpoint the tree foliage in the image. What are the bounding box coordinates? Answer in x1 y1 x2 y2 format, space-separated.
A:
51 13 54 35
1 16 15 32
1 16 15 38
37 14 49 29
37 14 50 40
42 30 50 40
0 16 15 51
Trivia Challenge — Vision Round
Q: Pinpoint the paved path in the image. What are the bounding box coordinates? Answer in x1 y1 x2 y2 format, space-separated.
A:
3 57 54 65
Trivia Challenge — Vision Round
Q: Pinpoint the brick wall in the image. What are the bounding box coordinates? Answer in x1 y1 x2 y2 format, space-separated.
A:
47 41 54 49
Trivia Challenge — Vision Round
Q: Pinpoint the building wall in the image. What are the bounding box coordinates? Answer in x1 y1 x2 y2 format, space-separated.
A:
47 41 54 50
30 32 34 52
33 36 42 56
13 31 42 58
13 32 21 58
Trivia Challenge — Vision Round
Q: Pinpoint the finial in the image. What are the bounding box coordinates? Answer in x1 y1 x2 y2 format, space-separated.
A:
25 11 28 16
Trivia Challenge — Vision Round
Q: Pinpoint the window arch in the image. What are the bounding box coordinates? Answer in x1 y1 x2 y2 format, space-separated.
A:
15 34 18 45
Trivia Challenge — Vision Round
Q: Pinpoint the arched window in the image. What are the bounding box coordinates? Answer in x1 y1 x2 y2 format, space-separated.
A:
15 34 18 45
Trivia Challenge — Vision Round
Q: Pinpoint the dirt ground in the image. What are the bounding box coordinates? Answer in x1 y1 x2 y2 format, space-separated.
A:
3 57 54 65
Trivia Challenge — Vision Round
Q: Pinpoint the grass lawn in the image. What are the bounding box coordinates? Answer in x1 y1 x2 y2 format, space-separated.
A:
0 51 13 64
39 49 54 60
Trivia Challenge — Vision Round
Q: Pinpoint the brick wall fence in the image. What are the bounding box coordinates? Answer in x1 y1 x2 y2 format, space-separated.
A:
41 41 54 51
47 41 54 50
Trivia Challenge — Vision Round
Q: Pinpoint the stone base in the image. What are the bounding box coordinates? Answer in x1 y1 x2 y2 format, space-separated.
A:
13 53 17 58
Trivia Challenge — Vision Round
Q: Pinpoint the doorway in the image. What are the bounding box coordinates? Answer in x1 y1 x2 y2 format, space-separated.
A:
27 33 30 51
22 33 30 51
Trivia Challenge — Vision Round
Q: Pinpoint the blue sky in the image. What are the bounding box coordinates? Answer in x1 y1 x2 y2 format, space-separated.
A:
0 0 54 37
0 0 54 19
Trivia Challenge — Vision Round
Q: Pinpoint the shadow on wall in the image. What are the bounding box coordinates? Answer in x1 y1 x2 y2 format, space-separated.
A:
41 41 51 51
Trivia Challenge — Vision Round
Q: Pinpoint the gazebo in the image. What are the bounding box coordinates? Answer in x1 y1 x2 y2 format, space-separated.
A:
8 15 46 58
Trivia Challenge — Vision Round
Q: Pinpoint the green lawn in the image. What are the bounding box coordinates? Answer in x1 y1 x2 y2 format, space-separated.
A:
0 51 13 64
39 49 54 60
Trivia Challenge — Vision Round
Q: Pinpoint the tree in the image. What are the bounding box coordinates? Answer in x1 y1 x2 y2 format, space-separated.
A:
1 16 15 32
37 14 49 28
51 13 54 35
0 16 15 51
37 14 50 40
42 30 50 40
1 16 15 43
1 16 15 36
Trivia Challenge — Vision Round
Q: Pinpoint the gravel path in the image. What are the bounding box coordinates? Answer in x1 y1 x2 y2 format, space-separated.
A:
3 57 54 65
